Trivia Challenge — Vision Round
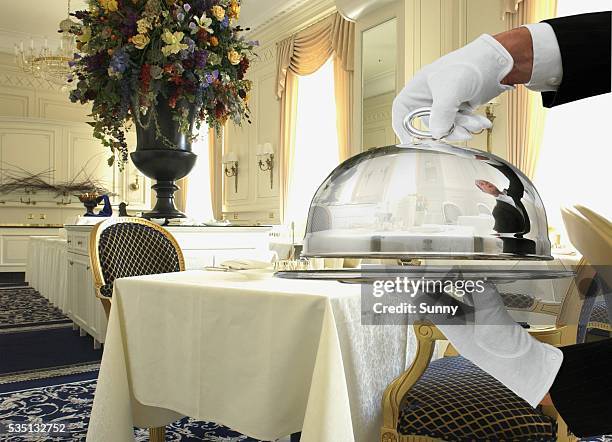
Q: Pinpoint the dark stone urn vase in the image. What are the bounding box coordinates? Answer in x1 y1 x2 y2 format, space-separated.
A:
130 100 198 219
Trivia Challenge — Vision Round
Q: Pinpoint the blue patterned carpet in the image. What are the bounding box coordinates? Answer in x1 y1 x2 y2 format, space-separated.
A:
0 286 268 441
0 286 71 332
0 327 103 376
0 369 265 441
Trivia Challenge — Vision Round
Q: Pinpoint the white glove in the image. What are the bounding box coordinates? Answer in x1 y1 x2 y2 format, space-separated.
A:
436 284 563 407
392 34 514 142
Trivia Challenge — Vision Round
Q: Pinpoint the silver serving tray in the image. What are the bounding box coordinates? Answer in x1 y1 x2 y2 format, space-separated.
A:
274 267 575 283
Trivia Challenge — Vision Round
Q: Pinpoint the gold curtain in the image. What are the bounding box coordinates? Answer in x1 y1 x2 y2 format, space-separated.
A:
333 58 353 162
276 17 334 84
208 128 222 220
279 72 299 223
174 128 221 219
505 0 557 179
276 12 355 220
332 13 355 162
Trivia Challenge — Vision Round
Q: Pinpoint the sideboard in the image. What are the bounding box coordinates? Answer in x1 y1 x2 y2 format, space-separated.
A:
63 224 273 346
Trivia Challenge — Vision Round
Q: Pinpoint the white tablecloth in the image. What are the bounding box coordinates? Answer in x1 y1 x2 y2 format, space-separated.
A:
87 270 412 442
87 255 581 441
25 236 56 291
26 236 68 312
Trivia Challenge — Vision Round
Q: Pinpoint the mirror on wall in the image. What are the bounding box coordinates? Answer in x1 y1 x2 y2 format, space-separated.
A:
361 18 397 150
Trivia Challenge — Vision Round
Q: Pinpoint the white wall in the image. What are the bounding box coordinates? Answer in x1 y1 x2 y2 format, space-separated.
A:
401 0 509 157
363 91 396 149
223 0 511 224
0 52 150 224
222 0 337 225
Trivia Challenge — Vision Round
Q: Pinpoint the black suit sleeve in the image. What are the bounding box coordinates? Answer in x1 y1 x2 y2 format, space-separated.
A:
541 11 611 107
549 338 612 437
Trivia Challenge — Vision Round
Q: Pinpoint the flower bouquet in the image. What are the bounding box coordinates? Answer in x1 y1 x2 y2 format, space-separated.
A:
68 0 256 168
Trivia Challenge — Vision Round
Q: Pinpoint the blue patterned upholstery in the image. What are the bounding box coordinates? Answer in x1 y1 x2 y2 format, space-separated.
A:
589 301 610 325
398 356 557 441
97 222 181 298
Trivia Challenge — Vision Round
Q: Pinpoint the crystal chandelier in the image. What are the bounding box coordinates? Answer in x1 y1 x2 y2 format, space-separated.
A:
14 0 79 86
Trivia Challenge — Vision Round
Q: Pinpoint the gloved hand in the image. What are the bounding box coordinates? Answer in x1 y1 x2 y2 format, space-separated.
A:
392 34 514 142
436 283 563 408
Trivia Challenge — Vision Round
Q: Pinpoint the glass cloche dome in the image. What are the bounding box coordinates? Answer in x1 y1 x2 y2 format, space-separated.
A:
302 108 552 261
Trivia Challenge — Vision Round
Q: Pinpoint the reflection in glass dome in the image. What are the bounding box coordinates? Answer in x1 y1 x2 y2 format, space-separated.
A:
303 142 551 260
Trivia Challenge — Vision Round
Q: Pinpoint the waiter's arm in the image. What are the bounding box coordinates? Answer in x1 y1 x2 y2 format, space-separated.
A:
392 11 612 142
498 11 611 106
540 12 611 107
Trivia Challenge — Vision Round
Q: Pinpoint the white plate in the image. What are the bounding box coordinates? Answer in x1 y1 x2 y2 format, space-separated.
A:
203 221 232 227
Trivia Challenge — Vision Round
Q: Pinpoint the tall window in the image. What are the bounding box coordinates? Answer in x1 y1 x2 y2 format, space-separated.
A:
286 58 340 234
534 0 612 238
185 130 213 222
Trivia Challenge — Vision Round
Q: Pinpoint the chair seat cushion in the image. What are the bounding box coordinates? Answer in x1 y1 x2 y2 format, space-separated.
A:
589 300 610 325
398 356 557 441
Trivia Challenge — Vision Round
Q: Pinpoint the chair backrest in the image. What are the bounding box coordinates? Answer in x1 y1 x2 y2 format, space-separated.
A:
476 203 492 215
562 207 612 267
555 207 612 334
89 217 185 301
442 202 462 224
574 205 612 239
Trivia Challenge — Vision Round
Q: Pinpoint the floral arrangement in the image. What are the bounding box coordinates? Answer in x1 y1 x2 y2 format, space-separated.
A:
68 0 256 167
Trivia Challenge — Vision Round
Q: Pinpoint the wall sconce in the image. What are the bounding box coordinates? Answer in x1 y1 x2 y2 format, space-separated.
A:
129 174 140 191
256 142 274 189
222 152 239 193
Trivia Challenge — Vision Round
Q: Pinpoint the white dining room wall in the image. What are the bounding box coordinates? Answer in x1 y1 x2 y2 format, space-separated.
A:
394 0 511 223
354 0 509 156
222 0 511 225
0 51 151 226
222 0 337 225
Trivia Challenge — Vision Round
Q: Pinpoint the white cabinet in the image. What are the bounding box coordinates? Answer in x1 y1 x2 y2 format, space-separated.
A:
67 255 89 331
66 229 107 346
64 223 273 346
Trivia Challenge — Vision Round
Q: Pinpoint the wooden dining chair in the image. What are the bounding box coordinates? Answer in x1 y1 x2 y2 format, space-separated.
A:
573 205 612 238
89 217 185 318
380 258 597 442
89 217 185 442
562 206 612 338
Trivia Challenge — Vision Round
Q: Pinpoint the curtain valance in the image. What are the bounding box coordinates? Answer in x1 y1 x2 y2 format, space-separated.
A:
276 13 354 99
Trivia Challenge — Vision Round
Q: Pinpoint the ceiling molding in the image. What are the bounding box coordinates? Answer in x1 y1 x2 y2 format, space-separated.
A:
0 0 337 82
248 0 337 48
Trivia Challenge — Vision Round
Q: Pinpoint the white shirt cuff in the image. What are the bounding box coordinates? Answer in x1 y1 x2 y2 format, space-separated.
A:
522 23 563 92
